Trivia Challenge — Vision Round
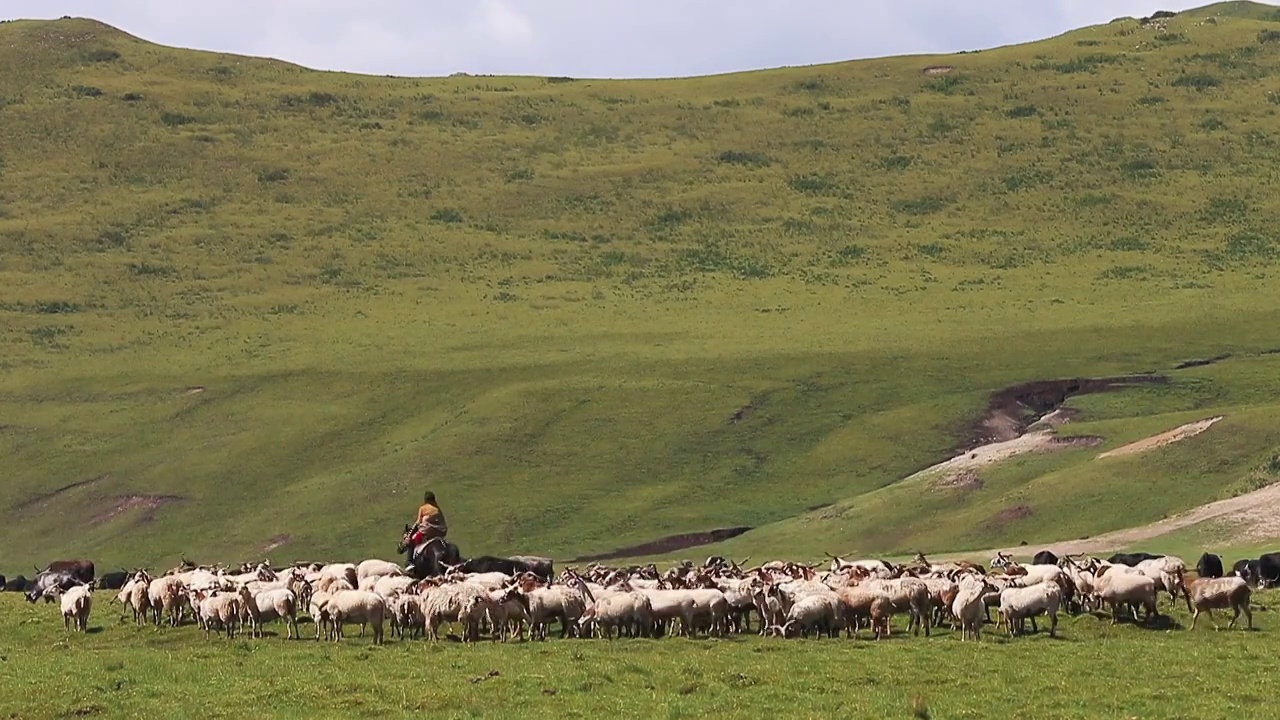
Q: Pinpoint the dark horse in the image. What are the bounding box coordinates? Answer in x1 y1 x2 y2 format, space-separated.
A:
398 524 462 580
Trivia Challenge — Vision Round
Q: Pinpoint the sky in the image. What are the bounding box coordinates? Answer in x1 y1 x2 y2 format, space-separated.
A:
3 1 1249 79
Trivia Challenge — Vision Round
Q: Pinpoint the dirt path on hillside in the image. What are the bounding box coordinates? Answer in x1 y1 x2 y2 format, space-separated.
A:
963 479 1280 559
905 430 1101 482
1097 416 1223 459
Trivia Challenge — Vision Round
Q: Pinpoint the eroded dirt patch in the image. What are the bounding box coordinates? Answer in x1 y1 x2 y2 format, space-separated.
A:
922 65 954 75
930 469 984 492
965 374 1166 451
1174 354 1231 370
184 386 206 395
1097 416 1223 459
570 526 753 563
985 504 1032 531
89 494 181 524
260 534 292 554
909 431 1102 482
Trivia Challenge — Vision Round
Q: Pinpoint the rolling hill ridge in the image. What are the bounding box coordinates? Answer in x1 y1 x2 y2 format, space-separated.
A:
2 3 1280 573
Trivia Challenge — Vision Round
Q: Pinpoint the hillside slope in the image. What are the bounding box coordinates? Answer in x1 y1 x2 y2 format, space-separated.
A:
2 4 1280 572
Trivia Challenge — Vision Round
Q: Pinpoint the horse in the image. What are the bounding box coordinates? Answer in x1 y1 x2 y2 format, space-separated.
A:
397 524 462 580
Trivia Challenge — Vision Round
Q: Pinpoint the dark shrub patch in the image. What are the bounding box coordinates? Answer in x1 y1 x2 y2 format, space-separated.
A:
83 48 120 63
256 167 291 183
880 154 912 170
71 85 103 97
717 150 772 167
430 208 464 223
1172 73 1220 90
1005 105 1038 118
892 195 951 215
160 111 195 126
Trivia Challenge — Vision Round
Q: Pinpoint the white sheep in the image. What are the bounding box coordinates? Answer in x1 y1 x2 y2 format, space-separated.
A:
325 590 386 644
148 575 190 627
1186 576 1252 631
951 576 987 641
195 590 243 639
780 593 839 638
577 592 654 639
60 584 93 633
356 559 404 582
240 585 299 639
372 575 417 599
998 582 1061 637
1095 567 1158 625
420 582 490 641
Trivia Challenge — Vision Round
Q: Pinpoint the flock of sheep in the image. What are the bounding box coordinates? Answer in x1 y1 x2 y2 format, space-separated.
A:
24 549 1260 643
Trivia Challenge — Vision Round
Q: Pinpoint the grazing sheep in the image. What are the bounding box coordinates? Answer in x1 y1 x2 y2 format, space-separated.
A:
1094 567 1159 625
999 583 1061 637
781 593 840 639
421 582 490 641
325 590 386 644
862 577 931 637
148 575 190 627
60 584 93 633
1187 576 1252 631
240 586 299 639
319 563 358 589
195 590 243 639
356 559 404 582
372 575 417 600
578 591 654 639
952 576 987 642
308 590 335 641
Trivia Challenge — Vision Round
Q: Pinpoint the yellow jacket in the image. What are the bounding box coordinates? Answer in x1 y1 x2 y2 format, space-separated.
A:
416 503 447 531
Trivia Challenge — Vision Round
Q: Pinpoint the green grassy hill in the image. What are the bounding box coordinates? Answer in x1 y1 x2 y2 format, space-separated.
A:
3 3 1280 574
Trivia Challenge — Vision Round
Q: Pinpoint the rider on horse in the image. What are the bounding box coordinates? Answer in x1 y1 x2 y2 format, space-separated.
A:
409 490 448 547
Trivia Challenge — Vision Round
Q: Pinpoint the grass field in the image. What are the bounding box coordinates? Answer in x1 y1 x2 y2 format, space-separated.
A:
3 3 1280 576
2 591 1277 719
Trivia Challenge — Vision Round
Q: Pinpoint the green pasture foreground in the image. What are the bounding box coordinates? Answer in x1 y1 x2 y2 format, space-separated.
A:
0 593 1276 719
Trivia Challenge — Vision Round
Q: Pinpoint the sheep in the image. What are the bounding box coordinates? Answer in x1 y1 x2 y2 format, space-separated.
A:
356 559 404 582
420 582 489 641
750 582 786 636
920 576 959 628
1134 557 1191 612
325 590 386 644
998 582 1061 637
308 590 337 641
952 576 988 642
115 573 152 625
780 593 839 639
315 575 355 594
577 592 654 639
861 577 931 636
636 589 697 638
460 572 514 592
240 586 299 639
148 575 190 627
319 563 358 589
194 590 243 639
372 575 417 599
835 586 882 639
60 584 93 633
684 588 730 637
1186 576 1252 631
390 594 426 640
1094 567 1158 625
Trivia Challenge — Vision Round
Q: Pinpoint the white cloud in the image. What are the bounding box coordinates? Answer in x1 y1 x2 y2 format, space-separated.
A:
1 1 1239 78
